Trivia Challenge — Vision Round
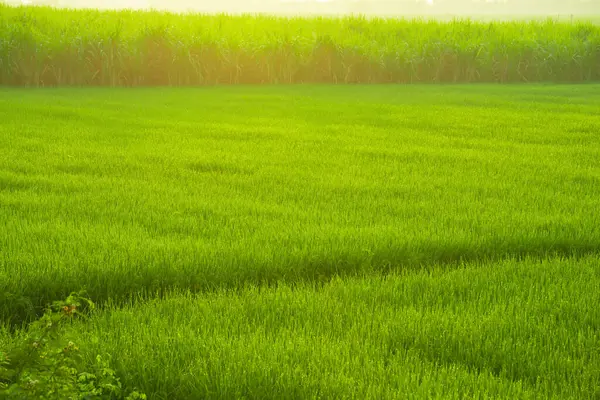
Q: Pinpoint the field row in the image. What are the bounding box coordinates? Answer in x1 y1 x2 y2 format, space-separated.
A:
1 84 599 325
1 5 599 85
3 255 599 399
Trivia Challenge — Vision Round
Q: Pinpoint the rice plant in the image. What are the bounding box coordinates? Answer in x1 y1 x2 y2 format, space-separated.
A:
58 255 600 399
1 84 599 325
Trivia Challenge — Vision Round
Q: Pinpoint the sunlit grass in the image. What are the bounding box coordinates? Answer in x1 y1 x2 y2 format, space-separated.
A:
1 84 599 326
1 4 599 85
50 254 600 399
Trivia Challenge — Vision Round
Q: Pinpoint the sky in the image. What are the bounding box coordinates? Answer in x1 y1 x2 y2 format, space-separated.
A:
4 0 599 16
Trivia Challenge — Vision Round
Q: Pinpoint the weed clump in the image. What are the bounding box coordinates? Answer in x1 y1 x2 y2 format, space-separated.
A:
0 291 145 400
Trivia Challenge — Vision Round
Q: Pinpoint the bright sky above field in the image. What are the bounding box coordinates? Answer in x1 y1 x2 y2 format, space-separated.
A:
6 0 600 15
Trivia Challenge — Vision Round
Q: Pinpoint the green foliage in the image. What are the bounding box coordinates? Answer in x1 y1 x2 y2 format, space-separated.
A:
0 4 599 85
0 292 145 400
69 255 600 399
0 84 599 327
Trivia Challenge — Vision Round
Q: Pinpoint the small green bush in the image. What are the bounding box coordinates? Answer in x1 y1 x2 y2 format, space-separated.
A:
0 291 145 400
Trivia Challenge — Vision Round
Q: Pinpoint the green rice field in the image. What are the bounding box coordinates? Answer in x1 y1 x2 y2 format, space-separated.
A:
38 255 600 399
1 5 600 396
1 84 600 398
1 4 600 85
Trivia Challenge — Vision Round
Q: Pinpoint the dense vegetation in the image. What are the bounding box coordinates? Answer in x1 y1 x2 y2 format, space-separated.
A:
1 5 599 394
2 253 599 399
1 4 599 85
1 84 599 327
22 255 600 399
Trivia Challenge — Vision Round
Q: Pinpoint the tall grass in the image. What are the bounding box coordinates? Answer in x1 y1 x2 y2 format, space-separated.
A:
0 4 599 86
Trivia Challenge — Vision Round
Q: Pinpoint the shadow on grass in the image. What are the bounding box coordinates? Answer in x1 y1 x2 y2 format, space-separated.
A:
2 238 599 330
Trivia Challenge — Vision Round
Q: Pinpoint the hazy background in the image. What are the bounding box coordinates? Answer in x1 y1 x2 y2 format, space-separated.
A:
2 0 599 17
